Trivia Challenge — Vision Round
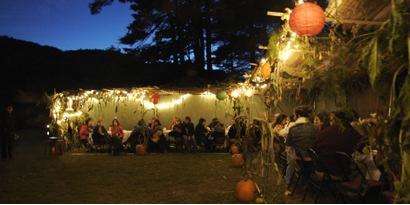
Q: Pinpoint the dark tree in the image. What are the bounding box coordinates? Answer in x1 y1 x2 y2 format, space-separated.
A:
89 0 292 71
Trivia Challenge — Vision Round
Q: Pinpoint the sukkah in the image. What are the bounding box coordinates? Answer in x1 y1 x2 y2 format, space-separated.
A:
47 0 409 203
47 85 269 144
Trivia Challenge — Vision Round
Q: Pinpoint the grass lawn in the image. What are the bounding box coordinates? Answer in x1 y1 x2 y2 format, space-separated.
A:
0 130 243 203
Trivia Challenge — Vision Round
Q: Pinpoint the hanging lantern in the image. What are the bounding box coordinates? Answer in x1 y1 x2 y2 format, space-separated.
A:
150 92 160 105
261 62 271 80
289 2 325 37
216 90 227 101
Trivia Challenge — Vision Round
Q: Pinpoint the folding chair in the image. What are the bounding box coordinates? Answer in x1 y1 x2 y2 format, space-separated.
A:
303 148 340 203
287 149 313 196
335 152 383 203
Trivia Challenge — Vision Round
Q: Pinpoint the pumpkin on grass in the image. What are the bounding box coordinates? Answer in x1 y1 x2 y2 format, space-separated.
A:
236 179 257 203
232 153 244 168
230 144 240 154
136 144 146 156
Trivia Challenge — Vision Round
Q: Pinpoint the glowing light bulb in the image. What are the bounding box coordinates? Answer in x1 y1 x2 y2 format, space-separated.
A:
231 89 241 98
279 49 293 61
244 88 254 97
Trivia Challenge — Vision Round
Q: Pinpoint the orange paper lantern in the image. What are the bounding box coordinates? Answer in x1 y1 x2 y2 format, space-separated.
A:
150 92 160 105
235 179 257 203
261 62 271 79
289 2 325 37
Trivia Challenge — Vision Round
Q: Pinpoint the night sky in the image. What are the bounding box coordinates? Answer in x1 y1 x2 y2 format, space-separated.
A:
0 0 133 50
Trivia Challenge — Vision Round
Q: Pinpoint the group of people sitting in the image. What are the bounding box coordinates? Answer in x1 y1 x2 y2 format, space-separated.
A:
270 105 382 197
78 116 229 155
79 118 125 155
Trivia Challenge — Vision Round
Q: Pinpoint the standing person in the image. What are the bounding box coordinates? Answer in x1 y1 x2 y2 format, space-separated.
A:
284 105 316 196
182 116 195 152
110 119 124 155
1 105 16 160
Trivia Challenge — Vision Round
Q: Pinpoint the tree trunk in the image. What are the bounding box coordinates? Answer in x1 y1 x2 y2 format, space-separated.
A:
191 0 205 70
204 0 213 71
169 13 179 65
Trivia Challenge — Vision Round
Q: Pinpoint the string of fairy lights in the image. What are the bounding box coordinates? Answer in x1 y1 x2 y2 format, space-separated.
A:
50 84 264 127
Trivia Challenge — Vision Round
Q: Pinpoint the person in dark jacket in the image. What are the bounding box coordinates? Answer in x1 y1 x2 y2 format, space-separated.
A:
284 105 316 195
169 119 184 151
313 111 363 175
244 119 262 153
227 117 246 147
92 119 109 145
127 119 150 150
208 118 225 152
182 116 195 151
194 118 209 150
1 105 15 160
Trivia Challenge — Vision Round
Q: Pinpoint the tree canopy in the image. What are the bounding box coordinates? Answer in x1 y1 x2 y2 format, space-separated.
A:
89 0 294 71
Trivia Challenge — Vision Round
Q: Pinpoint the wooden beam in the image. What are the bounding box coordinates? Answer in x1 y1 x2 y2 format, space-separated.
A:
267 10 386 25
326 17 386 25
267 11 284 17
258 45 268 50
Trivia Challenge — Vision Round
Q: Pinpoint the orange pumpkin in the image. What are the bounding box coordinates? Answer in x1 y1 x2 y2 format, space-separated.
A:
230 144 240 154
51 146 56 156
136 144 146 156
261 62 271 79
232 154 244 168
236 179 257 203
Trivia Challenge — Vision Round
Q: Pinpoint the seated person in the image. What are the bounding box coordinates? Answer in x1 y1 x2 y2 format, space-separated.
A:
110 119 124 155
313 112 331 132
79 118 93 148
228 117 246 147
284 106 316 195
148 118 167 153
168 116 180 130
245 119 262 153
272 114 288 155
313 111 364 176
195 118 209 150
182 116 196 151
208 118 225 151
92 120 109 145
128 119 149 147
168 119 184 151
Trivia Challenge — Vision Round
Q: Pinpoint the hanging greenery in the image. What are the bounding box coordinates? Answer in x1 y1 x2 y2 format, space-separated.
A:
262 0 409 202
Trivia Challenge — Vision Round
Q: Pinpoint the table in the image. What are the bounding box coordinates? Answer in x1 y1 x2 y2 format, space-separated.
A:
106 130 132 143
